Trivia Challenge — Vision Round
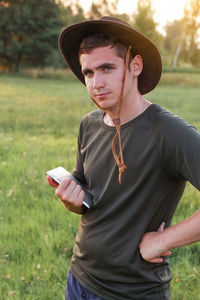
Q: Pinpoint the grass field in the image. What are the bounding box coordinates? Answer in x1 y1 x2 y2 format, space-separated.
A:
0 72 200 300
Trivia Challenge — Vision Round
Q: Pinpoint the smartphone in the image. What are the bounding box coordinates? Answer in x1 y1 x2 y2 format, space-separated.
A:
47 166 93 209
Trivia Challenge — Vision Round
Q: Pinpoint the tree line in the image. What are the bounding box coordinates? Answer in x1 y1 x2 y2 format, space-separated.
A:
0 0 200 72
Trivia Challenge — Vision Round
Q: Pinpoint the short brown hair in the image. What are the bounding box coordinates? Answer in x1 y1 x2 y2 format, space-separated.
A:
79 33 135 67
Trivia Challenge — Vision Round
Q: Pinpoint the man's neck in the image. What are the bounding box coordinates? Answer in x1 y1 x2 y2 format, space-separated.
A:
103 97 151 126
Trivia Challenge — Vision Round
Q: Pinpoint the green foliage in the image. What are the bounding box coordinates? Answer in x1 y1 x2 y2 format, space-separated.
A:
164 0 200 67
0 0 64 71
184 0 200 47
188 42 200 66
86 0 129 21
0 73 200 299
0 0 200 70
60 2 86 25
164 20 183 66
132 0 163 49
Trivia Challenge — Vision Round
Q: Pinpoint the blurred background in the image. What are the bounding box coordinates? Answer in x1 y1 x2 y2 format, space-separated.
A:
0 1 200 299
0 0 200 74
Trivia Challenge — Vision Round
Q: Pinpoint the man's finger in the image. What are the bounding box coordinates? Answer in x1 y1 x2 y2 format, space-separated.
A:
157 222 165 232
149 251 171 263
162 250 171 256
47 176 59 189
149 257 163 263
55 178 72 197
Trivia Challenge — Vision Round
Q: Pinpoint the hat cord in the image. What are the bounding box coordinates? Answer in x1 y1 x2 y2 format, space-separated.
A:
91 46 131 184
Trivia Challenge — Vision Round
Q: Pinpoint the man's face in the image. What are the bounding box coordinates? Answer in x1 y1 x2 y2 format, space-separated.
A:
80 46 133 114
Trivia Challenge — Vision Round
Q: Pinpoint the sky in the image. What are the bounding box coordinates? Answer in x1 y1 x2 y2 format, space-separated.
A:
77 0 188 34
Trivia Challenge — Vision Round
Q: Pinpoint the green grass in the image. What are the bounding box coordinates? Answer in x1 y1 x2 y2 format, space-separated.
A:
0 73 200 299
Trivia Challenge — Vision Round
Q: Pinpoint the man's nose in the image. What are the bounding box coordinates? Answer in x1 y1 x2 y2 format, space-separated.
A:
93 73 104 89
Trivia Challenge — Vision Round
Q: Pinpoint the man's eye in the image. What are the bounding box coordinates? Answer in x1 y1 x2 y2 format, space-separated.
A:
86 71 93 76
83 70 93 77
104 67 112 72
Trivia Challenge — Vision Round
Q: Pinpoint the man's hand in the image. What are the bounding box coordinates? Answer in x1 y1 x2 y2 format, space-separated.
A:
140 209 200 263
139 222 171 263
47 176 85 214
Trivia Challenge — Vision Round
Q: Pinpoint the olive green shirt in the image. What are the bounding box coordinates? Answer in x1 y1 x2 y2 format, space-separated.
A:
71 104 200 300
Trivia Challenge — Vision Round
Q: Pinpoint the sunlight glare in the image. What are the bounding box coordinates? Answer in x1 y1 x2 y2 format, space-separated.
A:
78 0 188 33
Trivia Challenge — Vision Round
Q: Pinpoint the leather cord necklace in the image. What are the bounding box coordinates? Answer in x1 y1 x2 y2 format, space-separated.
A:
91 46 131 184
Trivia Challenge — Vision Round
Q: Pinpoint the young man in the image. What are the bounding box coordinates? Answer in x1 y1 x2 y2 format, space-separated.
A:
47 16 200 300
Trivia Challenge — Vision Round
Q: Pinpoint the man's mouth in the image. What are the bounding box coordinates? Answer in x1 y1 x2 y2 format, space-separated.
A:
95 92 110 99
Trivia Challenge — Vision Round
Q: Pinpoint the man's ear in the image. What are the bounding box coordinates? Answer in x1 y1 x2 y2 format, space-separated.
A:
130 55 143 76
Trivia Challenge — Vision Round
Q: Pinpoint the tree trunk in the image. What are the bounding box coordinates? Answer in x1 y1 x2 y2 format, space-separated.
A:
173 40 182 68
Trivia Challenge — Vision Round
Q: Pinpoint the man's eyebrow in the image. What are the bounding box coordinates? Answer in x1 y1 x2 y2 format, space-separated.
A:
82 63 116 74
97 63 116 69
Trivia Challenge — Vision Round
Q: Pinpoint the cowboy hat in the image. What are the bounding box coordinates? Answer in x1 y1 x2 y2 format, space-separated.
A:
59 16 162 95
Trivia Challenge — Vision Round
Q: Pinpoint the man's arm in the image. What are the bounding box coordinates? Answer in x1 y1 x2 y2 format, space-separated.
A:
139 209 200 263
47 176 85 214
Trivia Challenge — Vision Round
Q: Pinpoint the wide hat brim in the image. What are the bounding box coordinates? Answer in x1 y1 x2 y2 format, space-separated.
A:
59 16 162 95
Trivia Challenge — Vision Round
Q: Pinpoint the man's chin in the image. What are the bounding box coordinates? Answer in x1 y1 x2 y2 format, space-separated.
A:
97 100 112 109
91 96 117 112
